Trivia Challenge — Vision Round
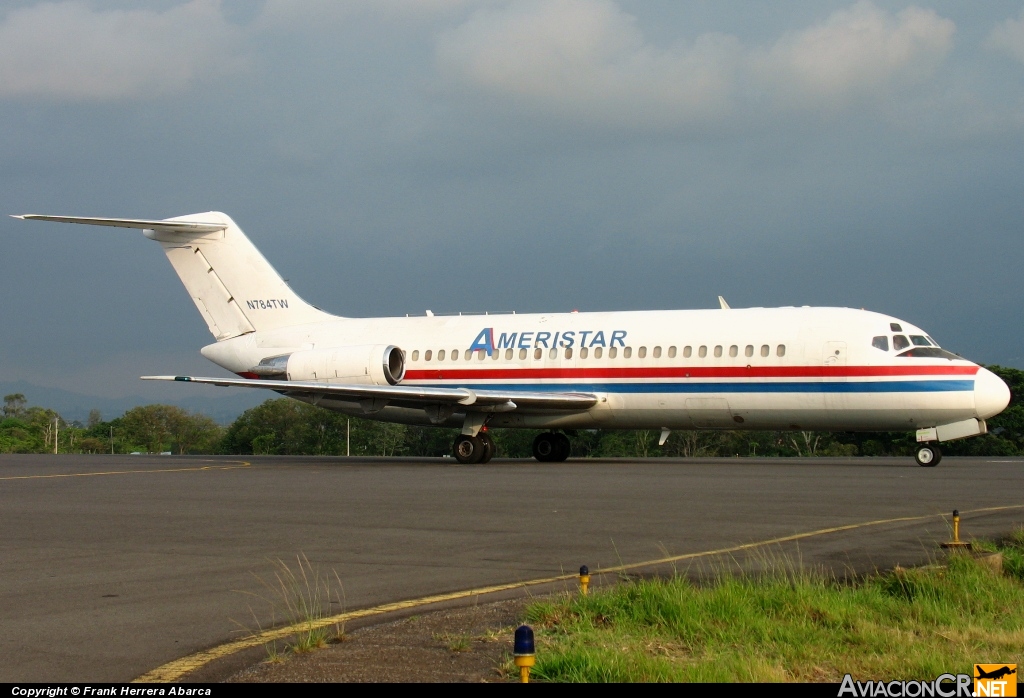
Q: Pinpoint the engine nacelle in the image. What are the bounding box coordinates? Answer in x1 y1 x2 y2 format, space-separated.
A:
253 345 405 385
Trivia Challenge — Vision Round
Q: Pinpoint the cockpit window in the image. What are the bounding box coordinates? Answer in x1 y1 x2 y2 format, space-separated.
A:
897 347 960 360
872 336 889 351
893 335 910 351
910 335 931 346
926 336 938 346
890 323 902 332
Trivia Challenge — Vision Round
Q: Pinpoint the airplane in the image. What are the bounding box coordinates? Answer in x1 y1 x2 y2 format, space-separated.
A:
13 211 1011 466
975 666 1016 681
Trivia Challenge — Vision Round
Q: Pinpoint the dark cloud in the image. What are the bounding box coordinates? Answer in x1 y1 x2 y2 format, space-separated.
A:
1 0 1022 406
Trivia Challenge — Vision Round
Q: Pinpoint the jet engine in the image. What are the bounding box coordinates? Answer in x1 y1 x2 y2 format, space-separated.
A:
251 345 405 385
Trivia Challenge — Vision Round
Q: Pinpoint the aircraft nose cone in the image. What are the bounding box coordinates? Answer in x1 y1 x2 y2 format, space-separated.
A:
975 367 1011 420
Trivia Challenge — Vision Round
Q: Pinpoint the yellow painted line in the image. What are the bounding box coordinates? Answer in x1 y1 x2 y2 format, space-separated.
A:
0 460 251 481
597 503 1024 575
134 502 1024 683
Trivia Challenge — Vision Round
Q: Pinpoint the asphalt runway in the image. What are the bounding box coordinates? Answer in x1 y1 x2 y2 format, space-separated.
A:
2 454 1023 682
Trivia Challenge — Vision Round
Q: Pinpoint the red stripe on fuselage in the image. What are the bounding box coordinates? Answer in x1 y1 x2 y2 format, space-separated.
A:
403 365 979 381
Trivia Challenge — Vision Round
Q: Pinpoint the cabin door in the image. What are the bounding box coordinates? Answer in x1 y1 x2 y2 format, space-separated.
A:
823 341 847 366
823 341 849 416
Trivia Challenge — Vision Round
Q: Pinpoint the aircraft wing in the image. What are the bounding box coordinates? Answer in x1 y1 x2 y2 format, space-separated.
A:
142 375 599 411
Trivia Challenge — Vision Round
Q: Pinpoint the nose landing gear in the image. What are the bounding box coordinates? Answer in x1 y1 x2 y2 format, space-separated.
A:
532 432 570 462
915 444 941 467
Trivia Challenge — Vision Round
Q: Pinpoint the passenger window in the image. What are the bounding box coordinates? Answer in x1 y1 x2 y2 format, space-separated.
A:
466 350 474 360
580 347 589 359
910 335 931 346
714 345 723 358
505 348 513 360
478 350 486 361
760 345 769 357
893 335 910 351
594 347 603 359
624 347 632 359
549 348 558 360
653 346 662 358
412 350 419 361
890 323 902 332
519 348 527 360
729 345 738 358
424 350 432 361
534 348 543 360
668 346 677 358
492 349 499 360
451 350 459 361
609 347 618 359
777 345 786 357
683 346 692 358
698 346 707 358
565 347 573 359
437 349 445 361
638 347 647 358
872 336 889 351
745 345 753 357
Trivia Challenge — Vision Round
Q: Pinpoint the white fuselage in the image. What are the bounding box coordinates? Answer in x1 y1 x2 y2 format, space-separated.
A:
200 306 1005 433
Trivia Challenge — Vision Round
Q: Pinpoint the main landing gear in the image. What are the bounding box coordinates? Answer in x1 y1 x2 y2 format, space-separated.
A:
532 432 570 462
452 431 495 464
915 444 942 467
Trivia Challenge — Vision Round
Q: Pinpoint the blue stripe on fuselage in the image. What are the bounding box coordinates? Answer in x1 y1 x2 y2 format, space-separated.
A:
414 380 974 394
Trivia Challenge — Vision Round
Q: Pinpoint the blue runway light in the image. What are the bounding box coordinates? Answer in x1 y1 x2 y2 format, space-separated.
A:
514 625 535 656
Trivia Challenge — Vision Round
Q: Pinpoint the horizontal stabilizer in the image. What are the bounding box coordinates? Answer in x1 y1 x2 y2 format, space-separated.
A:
12 214 226 234
142 375 599 411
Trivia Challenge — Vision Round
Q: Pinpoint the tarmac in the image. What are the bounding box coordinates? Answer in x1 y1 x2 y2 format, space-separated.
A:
1 453 1022 682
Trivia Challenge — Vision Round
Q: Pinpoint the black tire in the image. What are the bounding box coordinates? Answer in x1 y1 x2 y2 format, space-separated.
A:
554 433 571 462
478 432 495 464
915 444 941 467
454 434 484 464
532 433 557 462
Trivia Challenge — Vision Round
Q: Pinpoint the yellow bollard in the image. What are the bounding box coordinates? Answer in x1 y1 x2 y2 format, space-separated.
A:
515 655 535 683
514 625 535 683
579 565 590 596
941 509 972 549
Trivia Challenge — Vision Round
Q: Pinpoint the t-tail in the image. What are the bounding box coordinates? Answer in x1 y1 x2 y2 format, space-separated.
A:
13 212 336 340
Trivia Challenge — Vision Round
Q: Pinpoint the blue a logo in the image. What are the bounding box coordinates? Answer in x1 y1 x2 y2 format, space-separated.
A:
469 328 494 357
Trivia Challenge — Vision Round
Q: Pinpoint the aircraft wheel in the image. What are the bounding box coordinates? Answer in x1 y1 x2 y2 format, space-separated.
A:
454 434 484 464
532 433 557 462
554 433 571 462
915 444 941 467
479 432 495 464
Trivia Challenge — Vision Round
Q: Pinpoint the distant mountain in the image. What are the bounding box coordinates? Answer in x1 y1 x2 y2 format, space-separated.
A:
0 380 267 425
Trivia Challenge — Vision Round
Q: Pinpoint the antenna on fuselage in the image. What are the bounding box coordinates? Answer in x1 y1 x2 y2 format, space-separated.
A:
718 296 731 310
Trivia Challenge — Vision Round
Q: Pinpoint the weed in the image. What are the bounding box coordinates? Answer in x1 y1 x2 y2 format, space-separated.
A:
436 632 472 653
233 553 346 660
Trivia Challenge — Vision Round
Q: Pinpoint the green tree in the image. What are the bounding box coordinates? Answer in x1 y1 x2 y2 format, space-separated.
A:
3 393 26 420
119 404 221 454
87 409 102 429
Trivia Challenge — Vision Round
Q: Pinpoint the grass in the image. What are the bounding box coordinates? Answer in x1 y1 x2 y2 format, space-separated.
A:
435 632 472 653
233 553 347 662
520 530 1024 682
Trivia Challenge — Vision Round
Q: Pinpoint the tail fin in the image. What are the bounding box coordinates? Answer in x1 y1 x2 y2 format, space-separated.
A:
14 211 336 339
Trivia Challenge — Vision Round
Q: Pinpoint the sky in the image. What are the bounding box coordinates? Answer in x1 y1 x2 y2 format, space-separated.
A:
1 0 1023 408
